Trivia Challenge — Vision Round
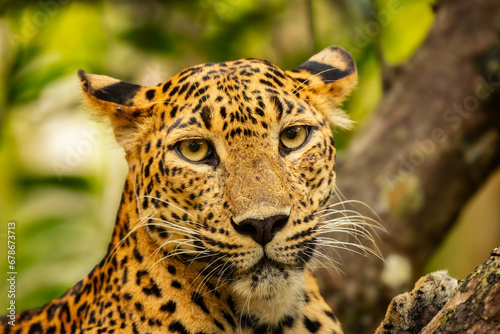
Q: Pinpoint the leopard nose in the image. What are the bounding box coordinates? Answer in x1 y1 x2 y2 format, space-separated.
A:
232 215 289 246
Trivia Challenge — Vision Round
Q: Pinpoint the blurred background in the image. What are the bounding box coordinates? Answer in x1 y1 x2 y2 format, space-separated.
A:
0 0 498 316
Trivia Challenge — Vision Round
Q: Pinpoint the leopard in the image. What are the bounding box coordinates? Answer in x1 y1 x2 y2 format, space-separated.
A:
1 45 457 334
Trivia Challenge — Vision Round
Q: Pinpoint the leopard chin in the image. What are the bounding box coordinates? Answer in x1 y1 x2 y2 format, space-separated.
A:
232 256 305 298
230 260 306 325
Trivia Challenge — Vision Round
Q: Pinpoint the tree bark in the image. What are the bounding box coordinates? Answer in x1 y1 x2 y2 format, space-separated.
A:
316 0 500 333
421 246 500 333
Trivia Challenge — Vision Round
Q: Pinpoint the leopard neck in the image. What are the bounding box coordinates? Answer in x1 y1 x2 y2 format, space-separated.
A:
102 171 168 274
105 172 142 254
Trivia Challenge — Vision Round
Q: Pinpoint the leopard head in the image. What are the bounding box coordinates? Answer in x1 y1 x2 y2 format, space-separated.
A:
78 46 356 306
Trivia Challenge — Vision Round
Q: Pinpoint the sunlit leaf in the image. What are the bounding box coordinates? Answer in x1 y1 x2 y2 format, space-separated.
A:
377 0 435 64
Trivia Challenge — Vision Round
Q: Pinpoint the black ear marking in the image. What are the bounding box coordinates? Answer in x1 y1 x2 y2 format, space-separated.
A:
297 61 350 83
78 69 141 106
286 46 357 129
93 81 141 106
94 81 141 105
297 46 356 83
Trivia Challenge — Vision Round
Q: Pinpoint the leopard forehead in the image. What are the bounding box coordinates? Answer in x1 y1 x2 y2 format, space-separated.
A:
140 61 327 154
160 59 312 129
118 59 322 143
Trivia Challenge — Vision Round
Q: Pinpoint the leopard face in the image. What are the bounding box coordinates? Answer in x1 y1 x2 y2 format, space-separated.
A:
79 46 356 319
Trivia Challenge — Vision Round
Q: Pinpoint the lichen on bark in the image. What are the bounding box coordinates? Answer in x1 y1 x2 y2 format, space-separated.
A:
422 246 500 333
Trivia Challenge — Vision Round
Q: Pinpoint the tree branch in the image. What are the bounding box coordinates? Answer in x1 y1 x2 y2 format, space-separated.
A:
317 0 500 332
422 246 500 333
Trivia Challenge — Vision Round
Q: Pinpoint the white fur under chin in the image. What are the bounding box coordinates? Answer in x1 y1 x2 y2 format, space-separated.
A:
231 267 305 325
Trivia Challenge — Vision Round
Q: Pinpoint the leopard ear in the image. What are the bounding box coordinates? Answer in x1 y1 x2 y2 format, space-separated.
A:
287 46 357 129
78 70 160 151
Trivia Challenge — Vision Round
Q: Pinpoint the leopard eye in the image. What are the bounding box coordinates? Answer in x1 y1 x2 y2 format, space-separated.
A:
280 126 309 150
177 139 211 162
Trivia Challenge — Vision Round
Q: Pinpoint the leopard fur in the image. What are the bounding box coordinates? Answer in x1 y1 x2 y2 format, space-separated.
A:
0 46 355 334
0 45 456 334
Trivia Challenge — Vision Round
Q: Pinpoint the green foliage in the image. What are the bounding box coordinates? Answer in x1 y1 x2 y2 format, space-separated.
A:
0 0 437 312
377 0 435 64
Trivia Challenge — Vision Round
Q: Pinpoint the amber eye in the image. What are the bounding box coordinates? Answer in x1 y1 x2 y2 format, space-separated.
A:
177 139 211 162
280 126 309 150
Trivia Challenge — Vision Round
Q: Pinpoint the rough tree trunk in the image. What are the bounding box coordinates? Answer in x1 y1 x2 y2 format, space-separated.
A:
316 0 500 333
421 246 500 333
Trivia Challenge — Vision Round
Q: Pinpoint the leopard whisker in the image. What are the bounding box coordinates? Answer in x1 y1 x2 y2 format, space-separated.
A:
317 219 382 251
316 208 381 223
139 195 201 223
316 224 378 240
189 253 227 291
308 245 344 276
204 279 232 298
142 220 202 239
205 256 236 297
147 248 209 272
141 225 202 260
318 218 380 235
237 289 252 334
193 257 229 297
150 216 202 236
196 258 229 293
307 245 343 273
148 236 207 262
330 188 384 223
316 237 383 260
185 252 220 266
315 239 370 257
320 215 384 234
316 229 381 259
107 213 154 261
215 255 236 287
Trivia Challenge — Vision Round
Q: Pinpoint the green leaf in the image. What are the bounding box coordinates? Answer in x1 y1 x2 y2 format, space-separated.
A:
377 0 435 64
